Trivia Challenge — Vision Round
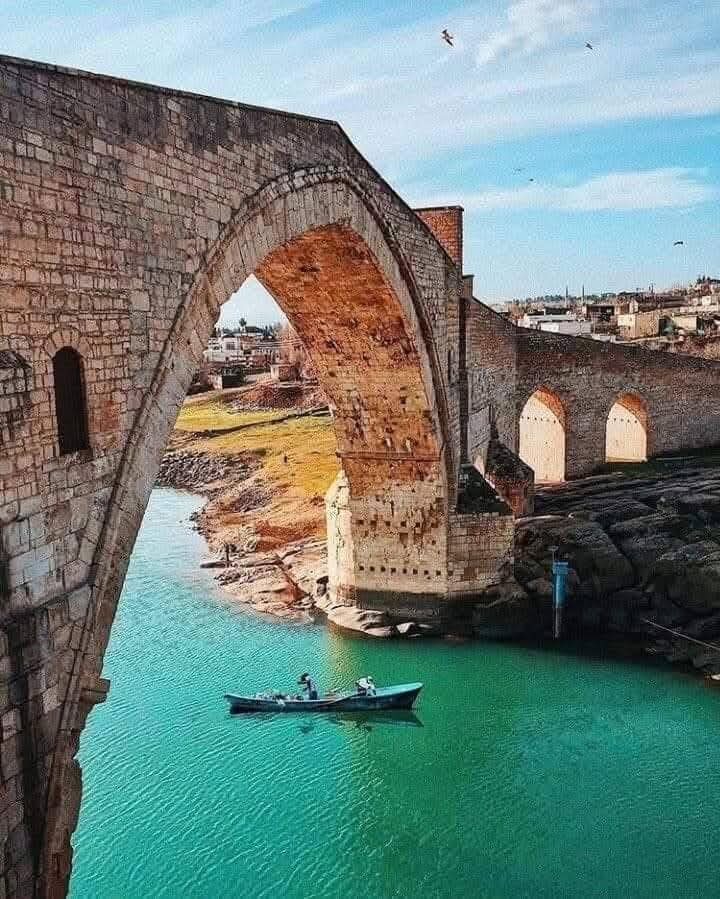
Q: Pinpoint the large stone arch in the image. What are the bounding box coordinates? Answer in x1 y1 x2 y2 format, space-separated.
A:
36 172 456 897
87 170 453 643
0 56 520 899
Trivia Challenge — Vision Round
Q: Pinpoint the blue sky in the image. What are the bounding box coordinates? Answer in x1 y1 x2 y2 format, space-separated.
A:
4 0 719 322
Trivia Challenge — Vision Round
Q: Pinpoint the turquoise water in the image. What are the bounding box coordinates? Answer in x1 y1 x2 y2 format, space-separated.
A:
70 489 720 899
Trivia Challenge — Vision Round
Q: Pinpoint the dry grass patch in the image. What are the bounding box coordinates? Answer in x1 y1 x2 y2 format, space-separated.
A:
176 392 276 432
176 392 339 548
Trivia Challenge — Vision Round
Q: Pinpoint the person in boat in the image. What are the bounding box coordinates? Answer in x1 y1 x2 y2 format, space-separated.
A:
355 676 376 696
298 672 319 700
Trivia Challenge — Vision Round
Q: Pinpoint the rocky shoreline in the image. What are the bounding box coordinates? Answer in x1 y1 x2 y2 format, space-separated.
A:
157 416 720 677
157 441 329 621
509 462 720 677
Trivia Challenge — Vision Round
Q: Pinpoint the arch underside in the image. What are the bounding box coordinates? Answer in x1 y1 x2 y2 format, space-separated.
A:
519 388 566 483
256 225 438 465
242 225 448 607
29 171 457 899
90 176 452 641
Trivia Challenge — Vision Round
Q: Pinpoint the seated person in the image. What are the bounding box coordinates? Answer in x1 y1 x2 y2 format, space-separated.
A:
298 672 319 700
355 676 376 696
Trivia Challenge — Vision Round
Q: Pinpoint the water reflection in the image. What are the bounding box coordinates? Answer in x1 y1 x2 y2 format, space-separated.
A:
334 710 423 730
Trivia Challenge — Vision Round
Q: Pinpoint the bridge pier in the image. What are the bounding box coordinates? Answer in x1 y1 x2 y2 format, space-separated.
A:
326 464 514 627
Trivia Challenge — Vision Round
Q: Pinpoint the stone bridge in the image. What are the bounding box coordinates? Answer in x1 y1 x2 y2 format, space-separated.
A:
466 304 720 491
2 55 720 897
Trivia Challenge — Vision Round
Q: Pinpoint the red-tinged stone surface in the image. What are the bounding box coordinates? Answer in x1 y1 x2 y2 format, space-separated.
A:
415 207 464 268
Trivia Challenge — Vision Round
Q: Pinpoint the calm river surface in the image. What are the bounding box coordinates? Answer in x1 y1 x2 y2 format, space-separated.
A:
70 489 719 899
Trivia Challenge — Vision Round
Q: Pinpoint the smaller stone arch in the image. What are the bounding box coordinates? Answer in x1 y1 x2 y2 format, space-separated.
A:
519 387 566 483
605 392 648 462
53 347 90 455
42 327 97 456
41 326 93 364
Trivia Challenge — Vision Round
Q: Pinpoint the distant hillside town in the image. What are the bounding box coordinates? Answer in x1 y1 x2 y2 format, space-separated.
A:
196 320 315 392
490 275 720 357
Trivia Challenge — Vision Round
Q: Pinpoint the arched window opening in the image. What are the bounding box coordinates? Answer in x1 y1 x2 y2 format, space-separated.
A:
605 393 647 462
53 347 89 455
519 387 566 483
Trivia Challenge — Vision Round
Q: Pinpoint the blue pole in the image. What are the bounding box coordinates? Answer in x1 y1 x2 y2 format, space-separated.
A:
552 560 569 639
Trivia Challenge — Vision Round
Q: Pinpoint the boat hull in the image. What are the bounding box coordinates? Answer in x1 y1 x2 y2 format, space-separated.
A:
224 683 422 713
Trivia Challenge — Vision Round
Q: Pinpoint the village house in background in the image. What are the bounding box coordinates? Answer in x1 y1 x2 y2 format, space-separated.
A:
504 275 720 356
193 318 318 392
204 321 280 368
195 275 720 396
274 321 316 381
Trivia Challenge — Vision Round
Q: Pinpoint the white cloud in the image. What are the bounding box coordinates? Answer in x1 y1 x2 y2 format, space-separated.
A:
476 0 594 67
2 1 720 179
421 168 717 212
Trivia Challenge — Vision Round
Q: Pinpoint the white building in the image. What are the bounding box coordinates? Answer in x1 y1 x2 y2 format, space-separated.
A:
203 336 244 364
518 312 592 337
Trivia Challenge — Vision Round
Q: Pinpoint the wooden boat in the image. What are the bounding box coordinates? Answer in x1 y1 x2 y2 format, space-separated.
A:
224 682 423 713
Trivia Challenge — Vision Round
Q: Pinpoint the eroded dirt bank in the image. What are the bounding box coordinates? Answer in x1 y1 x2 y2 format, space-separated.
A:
158 385 720 676
157 381 335 620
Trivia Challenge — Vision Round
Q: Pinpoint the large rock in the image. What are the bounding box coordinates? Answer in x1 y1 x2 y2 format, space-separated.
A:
279 539 327 597
516 517 634 598
676 493 720 523
325 605 395 638
471 581 543 638
690 649 720 671
648 541 720 613
608 512 696 542
602 589 648 632
607 588 648 614
683 612 720 639
616 533 685 584
583 499 653 529
646 593 691 627
513 557 545 585
396 621 428 638
525 578 553 598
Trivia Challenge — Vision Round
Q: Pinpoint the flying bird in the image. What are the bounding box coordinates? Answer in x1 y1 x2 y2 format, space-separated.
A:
585 42 594 50
673 240 684 246
441 29 454 46
514 167 524 173
528 178 535 182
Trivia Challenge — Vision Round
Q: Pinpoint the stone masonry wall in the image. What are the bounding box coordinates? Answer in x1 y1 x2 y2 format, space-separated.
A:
0 54 485 898
414 207 463 269
465 298 518 461
516 329 720 477
465 297 720 483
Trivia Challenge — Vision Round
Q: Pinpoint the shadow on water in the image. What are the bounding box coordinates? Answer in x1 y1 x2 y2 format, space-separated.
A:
333 710 423 730
227 709 424 732
514 632 680 668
